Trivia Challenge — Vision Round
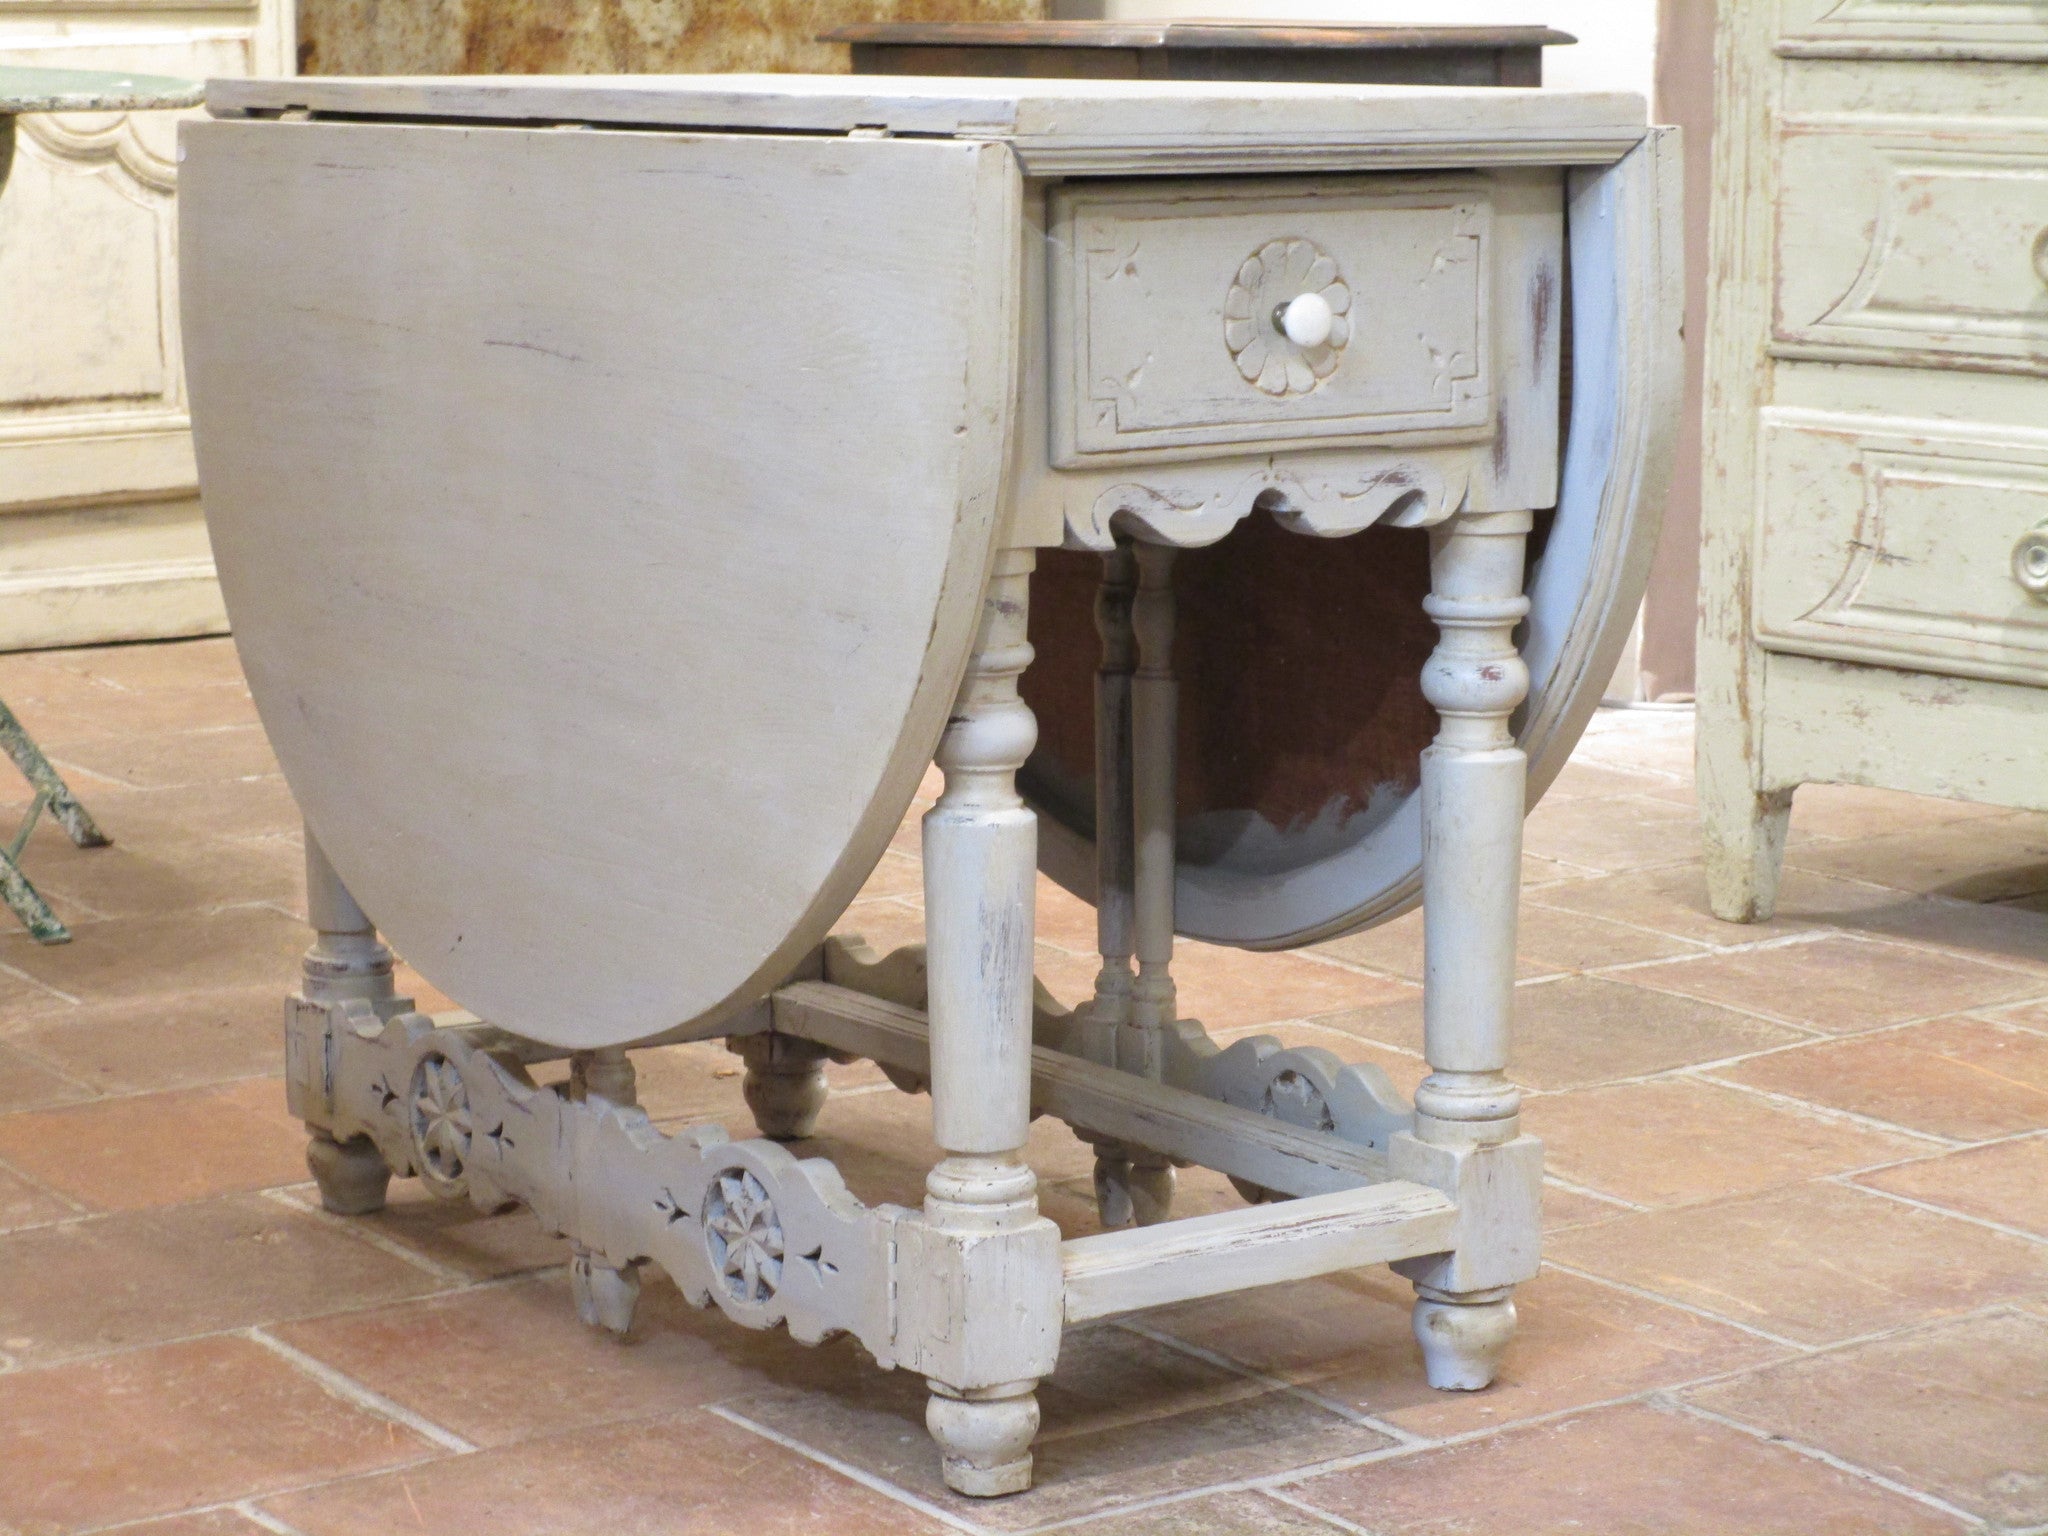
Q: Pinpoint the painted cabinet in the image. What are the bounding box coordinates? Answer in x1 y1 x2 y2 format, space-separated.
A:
1697 0 2048 920
0 1 291 650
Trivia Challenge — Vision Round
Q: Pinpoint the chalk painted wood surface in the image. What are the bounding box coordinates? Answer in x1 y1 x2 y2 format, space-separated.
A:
182 123 1019 1048
207 72 1647 176
1030 129 1683 950
1697 4 2048 923
1049 174 1494 462
185 75 1671 1499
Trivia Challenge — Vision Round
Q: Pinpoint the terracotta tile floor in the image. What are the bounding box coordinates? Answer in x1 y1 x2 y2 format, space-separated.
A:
0 638 2043 1534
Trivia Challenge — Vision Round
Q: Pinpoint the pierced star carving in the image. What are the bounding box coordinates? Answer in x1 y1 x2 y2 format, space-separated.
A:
407 1052 472 1192
702 1168 783 1305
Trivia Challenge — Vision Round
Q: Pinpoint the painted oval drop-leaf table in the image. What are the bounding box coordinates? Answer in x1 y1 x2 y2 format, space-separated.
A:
179 74 1678 1503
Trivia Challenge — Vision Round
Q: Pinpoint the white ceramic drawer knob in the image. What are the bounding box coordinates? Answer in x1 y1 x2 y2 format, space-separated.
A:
2013 525 2048 599
1278 291 1335 349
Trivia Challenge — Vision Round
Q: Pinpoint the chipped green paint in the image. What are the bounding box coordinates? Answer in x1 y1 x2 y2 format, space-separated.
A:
0 695 112 944
0 66 205 117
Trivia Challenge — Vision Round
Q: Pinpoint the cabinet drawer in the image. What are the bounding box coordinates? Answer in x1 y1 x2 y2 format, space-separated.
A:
1754 408 2048 687
1776 0 2048 59
1775 116 2048 375
1048 174 1500 465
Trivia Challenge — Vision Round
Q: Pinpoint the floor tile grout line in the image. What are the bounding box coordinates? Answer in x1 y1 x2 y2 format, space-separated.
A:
1221 1016 1427 1060
1508 1033 1844 1097
1235 1367 1847 1500
69 1496 314 1536
233 1501 316 1536
1015 1299 1821 1528
1690 1072 1973 1147
1523 872 2048 982
1256 1488 1380 1534
0 954 81 1006
1550 1261 2012 1364
257 1185 480 1285
1015 1473 1298 1533
1110 1316 1430 1448
703 1403 991 1536
1967 1006 2048 1039
244 1325 479 1454
0 1260 551 1383
1536 1260 1816 1349
1024 1363 1288 1450
0 1062 304 1112
0 1144 90 1219
1833 1177 2048 1247
1662 1394 1988 1528
1802 920 2048 986
1831 1125 2048 1183
1539 1171 1650 1212
1572 921 1843 968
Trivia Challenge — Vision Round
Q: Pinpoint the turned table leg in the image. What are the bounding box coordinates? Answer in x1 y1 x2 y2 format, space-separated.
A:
300 829 396 1215
919 548 1062 1496
1085 540 1175 1228
568 1048 644 1333
1397 509 1542 1390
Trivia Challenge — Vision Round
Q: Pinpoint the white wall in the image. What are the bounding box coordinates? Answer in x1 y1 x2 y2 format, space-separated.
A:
1085 0 1659 97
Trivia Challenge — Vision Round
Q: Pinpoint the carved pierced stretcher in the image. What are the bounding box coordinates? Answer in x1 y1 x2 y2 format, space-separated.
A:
180 74 1678 1498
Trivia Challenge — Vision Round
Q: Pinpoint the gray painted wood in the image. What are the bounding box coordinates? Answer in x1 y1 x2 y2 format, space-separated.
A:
182 121 1019 1048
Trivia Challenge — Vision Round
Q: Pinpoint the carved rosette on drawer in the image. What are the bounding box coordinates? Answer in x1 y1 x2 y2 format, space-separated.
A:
1774 117 2048 374
1224 238 1351 396
1753 409 2048 685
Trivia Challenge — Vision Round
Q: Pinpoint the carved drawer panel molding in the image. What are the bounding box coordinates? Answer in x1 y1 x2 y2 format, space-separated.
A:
1753 408 2048 686
1777 0 2048 60
1773 116 2048 375
1049 175 1492 465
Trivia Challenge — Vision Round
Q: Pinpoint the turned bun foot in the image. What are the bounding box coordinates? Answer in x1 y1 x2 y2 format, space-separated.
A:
1093 1149 1176 1229
306 1131 391 1215
1412 1288 1517 1391
571 1251 642 1334
736 1035 830 1141
927 1383 1038 1497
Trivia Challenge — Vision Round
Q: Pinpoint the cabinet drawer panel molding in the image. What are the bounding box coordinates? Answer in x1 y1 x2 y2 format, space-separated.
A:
1754 409 2048 685
1777 0 2048 60
1774 117 2048 375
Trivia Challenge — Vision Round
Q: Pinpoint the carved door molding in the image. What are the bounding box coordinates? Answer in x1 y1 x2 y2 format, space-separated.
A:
0 5 292 648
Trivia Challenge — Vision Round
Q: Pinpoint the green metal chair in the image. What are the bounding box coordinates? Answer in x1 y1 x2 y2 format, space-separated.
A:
0 699 108 942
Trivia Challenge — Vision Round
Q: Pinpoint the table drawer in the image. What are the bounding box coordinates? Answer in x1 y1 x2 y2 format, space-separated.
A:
1754 407 2048 687
1048 174 1498 465
1774 115 2048 375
